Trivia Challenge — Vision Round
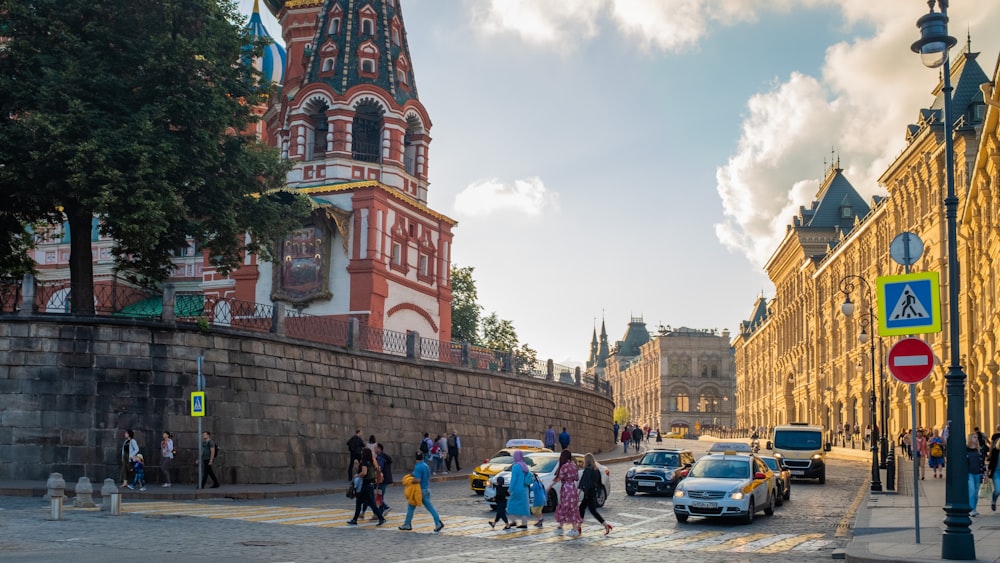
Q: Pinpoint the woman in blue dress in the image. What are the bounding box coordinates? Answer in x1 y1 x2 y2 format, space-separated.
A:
507 450 531 528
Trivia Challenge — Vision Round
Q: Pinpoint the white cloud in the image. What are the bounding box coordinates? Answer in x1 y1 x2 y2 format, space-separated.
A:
453 177 559 217
467 0 604 49
715 1 1000 267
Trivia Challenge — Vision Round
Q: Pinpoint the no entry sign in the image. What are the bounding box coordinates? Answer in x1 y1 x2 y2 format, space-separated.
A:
887 338 935 384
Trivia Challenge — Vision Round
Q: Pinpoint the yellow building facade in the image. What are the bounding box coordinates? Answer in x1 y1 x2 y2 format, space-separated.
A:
735 48 1000 439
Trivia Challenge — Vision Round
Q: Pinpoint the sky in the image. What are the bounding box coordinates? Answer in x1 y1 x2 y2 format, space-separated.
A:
239 0 1000 366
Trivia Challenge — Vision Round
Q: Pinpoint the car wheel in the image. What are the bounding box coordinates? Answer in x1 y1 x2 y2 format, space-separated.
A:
783 484 791 501
544 489 558 513
775 487 783 507
675 512 688 523
476 490 485 496
595 485 608 507
764 493 775 516
742 498 755 525
818 470 826 484
626 488 636 496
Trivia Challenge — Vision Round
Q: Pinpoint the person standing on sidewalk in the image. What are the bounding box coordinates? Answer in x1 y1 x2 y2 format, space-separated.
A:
613 422 619 444
631 426 643 452
446 430 461 472
965 433 984 517
544 425 556 450
928 429 946 479
398 451 444 532
915 428 930 480
198 431 220 488
620 426 631 454
558 428 571 451
119 429 139 487
160 431 174 487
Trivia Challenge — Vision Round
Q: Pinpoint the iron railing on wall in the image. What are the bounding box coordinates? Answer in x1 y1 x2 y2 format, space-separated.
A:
0 275 611 396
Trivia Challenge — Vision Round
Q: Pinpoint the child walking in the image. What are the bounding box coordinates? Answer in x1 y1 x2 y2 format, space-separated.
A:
531 473 547 527
489 476 511 529
129 454 147 491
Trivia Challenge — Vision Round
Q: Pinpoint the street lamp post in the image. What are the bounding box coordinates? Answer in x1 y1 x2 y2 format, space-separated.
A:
840 275 882 493
911 2 975 559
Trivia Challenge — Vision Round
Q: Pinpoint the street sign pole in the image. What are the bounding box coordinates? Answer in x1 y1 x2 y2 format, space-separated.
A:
197 354 204 490
911 382 920 544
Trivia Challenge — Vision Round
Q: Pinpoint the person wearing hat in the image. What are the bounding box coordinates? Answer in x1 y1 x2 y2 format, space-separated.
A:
129 453 147 491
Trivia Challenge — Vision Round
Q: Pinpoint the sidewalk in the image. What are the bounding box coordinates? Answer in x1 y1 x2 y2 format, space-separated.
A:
846 453 1000 563
0 444 647 501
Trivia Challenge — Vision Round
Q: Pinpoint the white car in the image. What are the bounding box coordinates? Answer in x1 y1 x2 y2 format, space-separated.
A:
672 451 776 524
484 452 610 512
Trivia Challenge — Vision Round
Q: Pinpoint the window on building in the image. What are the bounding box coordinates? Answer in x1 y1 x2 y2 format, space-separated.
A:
361 58 376 74
322 57 335 73
362 19 374 36
397 68 407 86
352 101 382 163
841 205 852 218
669 393 690 412
329 17 341 34
391 243 402 266
311 112 328 159
392 26 400 45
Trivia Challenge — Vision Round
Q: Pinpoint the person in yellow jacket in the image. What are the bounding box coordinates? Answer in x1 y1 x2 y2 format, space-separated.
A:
398 451 444 532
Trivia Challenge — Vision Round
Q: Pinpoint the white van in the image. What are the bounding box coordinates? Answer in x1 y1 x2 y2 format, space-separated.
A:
767 422 830 484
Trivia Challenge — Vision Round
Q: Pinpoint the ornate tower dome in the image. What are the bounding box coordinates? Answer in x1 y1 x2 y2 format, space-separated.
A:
246 0 286 85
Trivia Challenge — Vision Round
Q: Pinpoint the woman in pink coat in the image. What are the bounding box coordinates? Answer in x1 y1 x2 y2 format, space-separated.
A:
551 450 582 535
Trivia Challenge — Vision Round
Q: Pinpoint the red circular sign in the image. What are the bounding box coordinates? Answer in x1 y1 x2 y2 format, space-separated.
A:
887 338 935 383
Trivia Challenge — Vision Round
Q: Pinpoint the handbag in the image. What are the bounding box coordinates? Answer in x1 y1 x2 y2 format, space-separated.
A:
346 485 356 499
980 477 994 499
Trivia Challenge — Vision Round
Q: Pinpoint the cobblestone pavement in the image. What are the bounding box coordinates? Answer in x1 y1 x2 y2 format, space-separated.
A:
0 456 867 563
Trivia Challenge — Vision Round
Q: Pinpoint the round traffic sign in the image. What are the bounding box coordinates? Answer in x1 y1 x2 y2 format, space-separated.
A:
887 338 935 383
890 232 924 267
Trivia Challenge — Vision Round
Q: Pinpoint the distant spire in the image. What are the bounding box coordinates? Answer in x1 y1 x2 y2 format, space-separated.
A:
253 0 260 14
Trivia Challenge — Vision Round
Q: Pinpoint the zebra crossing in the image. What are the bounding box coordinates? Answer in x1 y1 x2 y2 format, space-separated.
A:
127 501 839 554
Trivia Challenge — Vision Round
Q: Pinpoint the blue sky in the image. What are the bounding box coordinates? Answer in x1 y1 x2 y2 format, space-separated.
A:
240 0 1000 365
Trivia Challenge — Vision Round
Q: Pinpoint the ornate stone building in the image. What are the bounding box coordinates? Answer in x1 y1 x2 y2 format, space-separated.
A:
734 45 1000 437
606 318 735 434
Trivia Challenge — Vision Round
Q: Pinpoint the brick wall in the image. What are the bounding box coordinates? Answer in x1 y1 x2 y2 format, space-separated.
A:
0 317 613 484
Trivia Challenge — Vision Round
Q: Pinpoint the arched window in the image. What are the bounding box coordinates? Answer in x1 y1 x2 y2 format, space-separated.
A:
352 101 382 163
310 110 328 159
329 17 341 34
362 19 374 36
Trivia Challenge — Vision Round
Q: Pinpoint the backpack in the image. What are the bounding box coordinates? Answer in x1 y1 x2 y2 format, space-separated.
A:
930 441 943 457
420 439 429 454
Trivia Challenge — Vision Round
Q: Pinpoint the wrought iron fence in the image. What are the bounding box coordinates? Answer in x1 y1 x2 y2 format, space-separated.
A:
0 277 610 396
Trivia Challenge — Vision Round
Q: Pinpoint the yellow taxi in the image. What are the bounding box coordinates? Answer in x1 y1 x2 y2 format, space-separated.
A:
672 451 775 524
468 438 552 494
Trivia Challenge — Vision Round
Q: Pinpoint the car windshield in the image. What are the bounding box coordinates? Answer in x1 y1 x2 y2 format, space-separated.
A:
690 459 750 479
773 430 822 450
640 452 680 466
762 458 780 471
529 458 560 473
490 455 514 464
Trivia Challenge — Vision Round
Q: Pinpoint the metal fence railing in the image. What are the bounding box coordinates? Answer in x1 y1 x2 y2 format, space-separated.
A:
0 277 610 396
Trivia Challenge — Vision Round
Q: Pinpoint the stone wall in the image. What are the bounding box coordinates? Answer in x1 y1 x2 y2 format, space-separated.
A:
0 317 613 484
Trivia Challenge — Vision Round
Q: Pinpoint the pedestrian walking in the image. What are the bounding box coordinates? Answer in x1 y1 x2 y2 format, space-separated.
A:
507 450 531 528
544 425 556 450
613 422 619 444
577 452 611 536
198 431 220 488
160 431 174 487
129 453 147 491
436 434 449 474
119 429 139 488
531 472 547 527
430 434 446 474
631 426 643 452
447 430 462 472
928 429 946 478
552 449 582 533
489 475 511 529
620 426 631 454
655 428 663 444
965 433 984 517
903 430 913 460
363 443 393 519
915 428 929 480
346 429 365 481
347 448 386 526
987 425 1000 511
399 451 444 532
558 427 571 451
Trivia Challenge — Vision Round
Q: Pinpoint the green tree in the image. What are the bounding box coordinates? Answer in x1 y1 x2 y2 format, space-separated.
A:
449 265 482 344
481 311 518 351
0 0 310 313
613 406 631 425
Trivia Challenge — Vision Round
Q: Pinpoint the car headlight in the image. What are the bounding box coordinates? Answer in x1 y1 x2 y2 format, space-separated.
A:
773 453 782 459
674 489 685 497
730 491 745 500
812 454 822 460
626 470 635 478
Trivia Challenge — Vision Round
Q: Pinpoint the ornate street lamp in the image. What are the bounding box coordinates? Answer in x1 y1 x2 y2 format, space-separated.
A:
912 1 974 559
840 275 881 492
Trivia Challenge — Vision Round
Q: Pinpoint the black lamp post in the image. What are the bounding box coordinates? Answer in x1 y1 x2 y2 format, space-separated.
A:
840 275 881 493
911 1 974 559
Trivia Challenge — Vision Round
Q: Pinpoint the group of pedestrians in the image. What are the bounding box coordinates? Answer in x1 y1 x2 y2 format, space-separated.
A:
347 432 395 525
117 428 220 490
416 430 462 475
617 423 649 453
543 425 571 451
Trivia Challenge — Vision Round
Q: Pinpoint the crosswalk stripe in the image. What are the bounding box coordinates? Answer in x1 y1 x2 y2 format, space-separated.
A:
123 501 838 555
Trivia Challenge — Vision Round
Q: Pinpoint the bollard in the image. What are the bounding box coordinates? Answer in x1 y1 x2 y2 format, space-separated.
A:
73 477 96 508
46 473 66 521
886 448 896 491
100 479 121 514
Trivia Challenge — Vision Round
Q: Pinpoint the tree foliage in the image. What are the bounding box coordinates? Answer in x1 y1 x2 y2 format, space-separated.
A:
449 265 482 344
0 0 311 312
613 407 631 425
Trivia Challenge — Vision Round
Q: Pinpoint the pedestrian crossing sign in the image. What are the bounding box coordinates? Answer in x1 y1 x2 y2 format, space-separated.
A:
876 272 941 336
191 391 206 417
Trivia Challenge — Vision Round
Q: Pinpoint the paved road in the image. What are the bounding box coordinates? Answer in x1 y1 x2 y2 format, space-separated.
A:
0 448 868 562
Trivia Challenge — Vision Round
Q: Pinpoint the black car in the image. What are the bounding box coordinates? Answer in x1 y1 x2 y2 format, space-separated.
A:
625 448 695 496
760 455 791 505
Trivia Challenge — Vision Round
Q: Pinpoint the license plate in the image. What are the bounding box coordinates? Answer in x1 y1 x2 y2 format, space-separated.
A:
790 470 804 476
691 501 716 508
639 482 656 487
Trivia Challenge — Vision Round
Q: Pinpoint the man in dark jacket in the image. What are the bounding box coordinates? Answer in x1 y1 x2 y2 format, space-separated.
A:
631 426 643 452
558 428 570 451
347 429 365 481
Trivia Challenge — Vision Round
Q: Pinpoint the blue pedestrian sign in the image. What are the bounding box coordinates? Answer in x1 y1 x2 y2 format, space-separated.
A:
877 272 941 336
191 391 206 417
